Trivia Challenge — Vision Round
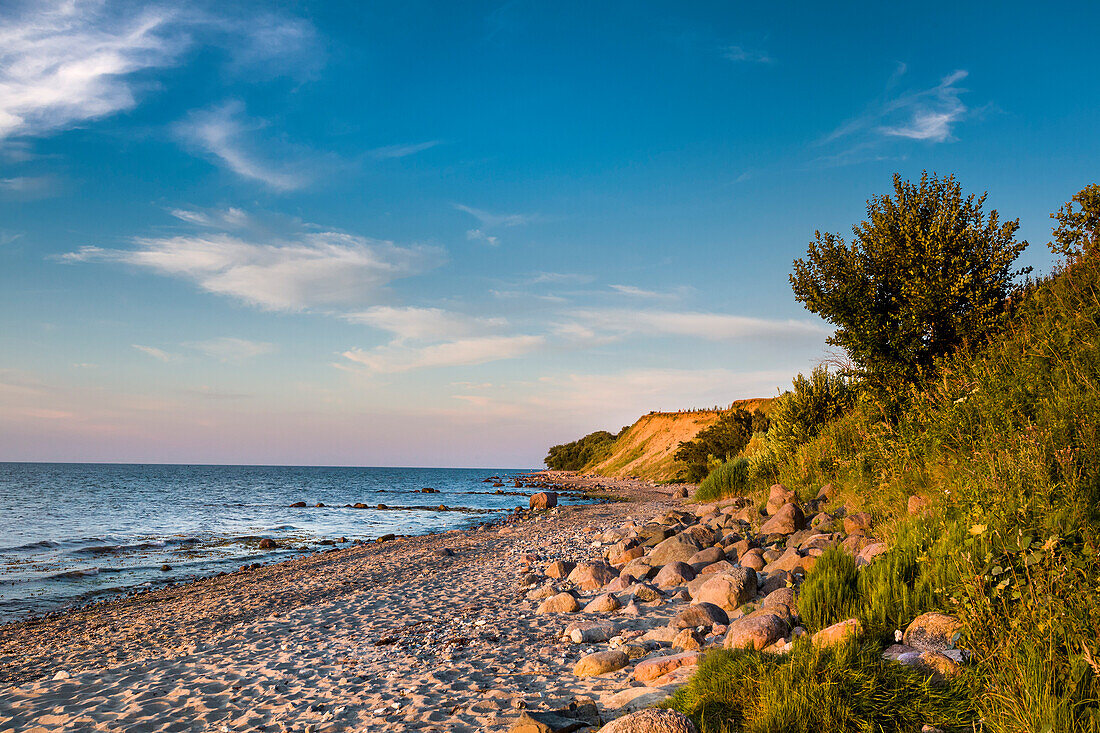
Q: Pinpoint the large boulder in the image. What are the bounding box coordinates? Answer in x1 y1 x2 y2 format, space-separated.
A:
766 484 797 515
567 562 617 591
536 592 580 615
611 545 645 566
648 533 703 566
856 542 889 567
545 560 575 579
670 602 729 630
761 587 798 614
573 650 628 677
599 709 698 733
903 612 964 652
691 568 757 611
672 628 705 652
583 593 622 614
699 560 736 576
530 492 558 510
633 652 703 684
654 561 697 589
812 618 861 648
723 613 787 651
637 524 674 547
569 621 616 644
843 512 873 536
738 549 766 571
760 503 806 535
687 546 725 566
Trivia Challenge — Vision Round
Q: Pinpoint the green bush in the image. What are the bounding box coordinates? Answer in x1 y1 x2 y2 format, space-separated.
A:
664 640 979 733
767 367 856 460
797 545 860 633
695 457 751 502
544 429 622 470
675 408 756 482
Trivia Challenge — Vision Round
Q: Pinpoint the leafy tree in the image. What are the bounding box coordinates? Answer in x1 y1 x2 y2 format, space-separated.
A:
790 172 1028 395
544 429 623 471
675 408 755 482
1050 184 1100 262
767 367 856 458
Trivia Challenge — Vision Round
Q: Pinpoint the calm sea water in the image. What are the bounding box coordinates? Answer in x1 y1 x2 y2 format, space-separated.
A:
0 463 562 623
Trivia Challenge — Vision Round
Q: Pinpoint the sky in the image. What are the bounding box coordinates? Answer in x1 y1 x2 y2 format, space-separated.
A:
1 0 1097 467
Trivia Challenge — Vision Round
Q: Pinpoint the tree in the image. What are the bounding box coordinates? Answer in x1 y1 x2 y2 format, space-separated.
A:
674 408 755 483
790 172 1028 394
1050 184 1100 262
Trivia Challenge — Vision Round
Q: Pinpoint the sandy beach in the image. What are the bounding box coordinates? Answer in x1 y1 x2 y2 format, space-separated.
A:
0 472 701 732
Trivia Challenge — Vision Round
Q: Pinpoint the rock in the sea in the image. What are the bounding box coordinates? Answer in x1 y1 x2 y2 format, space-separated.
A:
692 568 756 611
530 492 559 510
567 562 617 591
812 618 861 648
583 593 622 614
599 709 698 733
648 533 703 566
723 613 787 651
903 612 963 652
537 592 580 615
633 652 703 683
545 560 576 579
289 501 307 508
670 602 729 630
654 561 696 589
258 538 277 549
376 533 396 543
573 650 629 677
760 502 806 535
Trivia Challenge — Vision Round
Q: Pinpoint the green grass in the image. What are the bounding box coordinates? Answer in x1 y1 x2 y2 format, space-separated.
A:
796 545 859 633
695 457 751 501
664 640 980 733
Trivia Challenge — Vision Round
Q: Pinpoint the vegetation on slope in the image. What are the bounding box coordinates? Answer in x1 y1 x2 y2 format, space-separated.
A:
543 428 624 471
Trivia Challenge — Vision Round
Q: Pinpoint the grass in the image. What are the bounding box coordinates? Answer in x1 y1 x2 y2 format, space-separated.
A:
695 457 751 502
664 640 980 733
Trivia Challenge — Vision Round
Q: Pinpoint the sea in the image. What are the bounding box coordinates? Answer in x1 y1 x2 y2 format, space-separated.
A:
0 462 571 624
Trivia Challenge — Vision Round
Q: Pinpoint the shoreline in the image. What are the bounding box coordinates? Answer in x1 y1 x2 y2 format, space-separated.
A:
1 471 693 732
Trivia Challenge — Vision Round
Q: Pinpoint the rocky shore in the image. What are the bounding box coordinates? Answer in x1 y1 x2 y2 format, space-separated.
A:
0 472 964 733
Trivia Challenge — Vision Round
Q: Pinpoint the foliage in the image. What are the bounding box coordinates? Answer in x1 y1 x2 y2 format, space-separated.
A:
675 408 757 482
797 545 860 633
766 367 857 459
544 429 623 470
695 457 751 502
1050 183 1100 261
664 640 980 733
790 172 1029 396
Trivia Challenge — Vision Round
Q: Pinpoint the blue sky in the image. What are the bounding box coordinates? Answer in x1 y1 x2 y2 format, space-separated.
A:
1 0 1097 466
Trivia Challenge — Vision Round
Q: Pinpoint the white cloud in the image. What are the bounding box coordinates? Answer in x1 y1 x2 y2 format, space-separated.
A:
168 207 251 229
465 228 499 246
342 334 544 373
174 101 313 191
343 306 505 341
454 204 536 228
609 284 680 299
568 309 827 341
0 175 56 197
187 337 275 362
0 1 186 141
61 224 443 311
132 344 174 362
369 141 441 159
879 70 969 142
723 45 772 64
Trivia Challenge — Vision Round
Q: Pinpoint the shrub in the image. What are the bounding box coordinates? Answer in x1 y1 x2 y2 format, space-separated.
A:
797 545 860 633
544 429 621 470
675 408 755 482
695 457 751 502
766 367 856 459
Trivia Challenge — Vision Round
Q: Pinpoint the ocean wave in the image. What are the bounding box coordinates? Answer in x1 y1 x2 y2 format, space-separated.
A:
0 539 60 552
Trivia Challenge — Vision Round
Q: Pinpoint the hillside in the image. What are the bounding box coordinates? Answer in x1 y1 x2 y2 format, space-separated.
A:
585 398 773 481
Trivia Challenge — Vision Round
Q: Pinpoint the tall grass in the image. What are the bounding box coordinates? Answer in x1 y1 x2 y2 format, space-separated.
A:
695 457 751 501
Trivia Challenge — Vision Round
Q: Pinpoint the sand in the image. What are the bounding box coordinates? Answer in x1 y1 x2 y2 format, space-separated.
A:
0 472 696 733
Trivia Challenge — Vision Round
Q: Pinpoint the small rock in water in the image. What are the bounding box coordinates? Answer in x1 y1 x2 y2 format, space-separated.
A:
258 538 277 549
289 501 307 508
377 534 396 543
160 564 172 571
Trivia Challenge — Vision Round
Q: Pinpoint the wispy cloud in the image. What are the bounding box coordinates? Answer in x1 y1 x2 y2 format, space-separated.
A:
369 141 441 159
568 309 827 341
723 45 772 64
817 67 976 165
454 203 537 245
168 207 252 229
0 1 187 142
608 284 687 300
60 212 444 311
342 334 544 373
0 175 57 198
344 306 505 341
187 337 275 362
132 344 174 362
174 101 318 191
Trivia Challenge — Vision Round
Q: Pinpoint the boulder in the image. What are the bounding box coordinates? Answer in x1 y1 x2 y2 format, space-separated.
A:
672 627 705 651
699 560 736 576
621 558 655 583
739 549 766 572
626 582 664 603
602 687 668 717
604 576 630 593
583 593 622 614
637 524 674 547
530 492 558 510
761 587 798 614
903 612 963 652
258 538 277 549
288 501 307 508
767 484 797 515
723 613 787 651
672 487 689 499
812 618 861 648
648 533 703 566
573 650 628 677
545 560 576 579
599 709 698 733
569 622 616 644
536 592 580 615
692 568 757 611
654 561 697 589
684 525 719 547
760 503 806 535
757 570 791 597
687 547 725 566
611 546 644 566
816 483 835 501
567 562 617 591
633 652 703 684
762 547 806 575
856 542 889 567
670 602 729 630
527 584 557 601
843 512 873 535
